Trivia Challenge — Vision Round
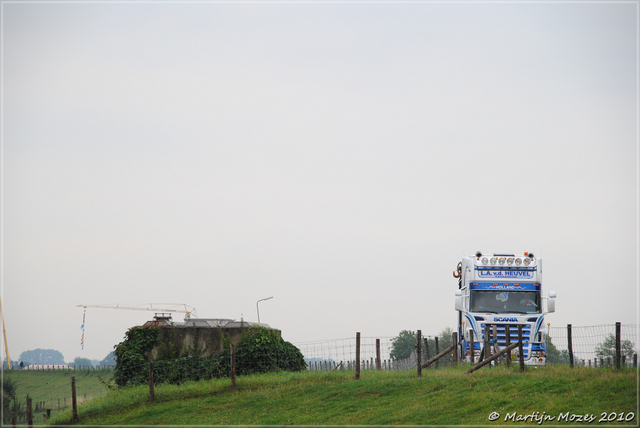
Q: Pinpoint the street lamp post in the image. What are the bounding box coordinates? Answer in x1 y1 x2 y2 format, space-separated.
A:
256 296 273 324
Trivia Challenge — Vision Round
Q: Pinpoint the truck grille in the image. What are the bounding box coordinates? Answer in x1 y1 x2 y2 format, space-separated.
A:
480 324 531 358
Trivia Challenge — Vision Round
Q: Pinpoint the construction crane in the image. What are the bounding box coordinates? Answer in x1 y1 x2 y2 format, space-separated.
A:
77 303 198 319
77 304 197 352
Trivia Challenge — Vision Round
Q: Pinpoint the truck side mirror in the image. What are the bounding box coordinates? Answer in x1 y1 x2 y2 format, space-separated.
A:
455 290 463 311
547 294 556 313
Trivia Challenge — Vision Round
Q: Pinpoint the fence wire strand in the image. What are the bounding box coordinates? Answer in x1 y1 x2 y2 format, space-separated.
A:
3 323 637 424
548 324 637 366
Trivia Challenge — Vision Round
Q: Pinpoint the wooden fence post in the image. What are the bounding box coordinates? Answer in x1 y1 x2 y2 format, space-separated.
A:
417 330 422 377
484 327 490 365
505 325 511 367
465 341 520 374
615 322 621 370
517 325 525 372
355 332 360 380
422 344 456 369
435 337 440 369
567 324 574 368
27 396 33 427
71 376 78 423
148 359 154 403
452 332 458 364
376 339 381 370
230 343 236 390
424 337 430 365
469 330 474 364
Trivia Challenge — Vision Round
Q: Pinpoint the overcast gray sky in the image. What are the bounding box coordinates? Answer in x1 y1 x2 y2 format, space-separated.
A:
2 1 637 363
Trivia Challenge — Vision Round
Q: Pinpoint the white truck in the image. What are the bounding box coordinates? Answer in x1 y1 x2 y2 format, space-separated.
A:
454 252 556 366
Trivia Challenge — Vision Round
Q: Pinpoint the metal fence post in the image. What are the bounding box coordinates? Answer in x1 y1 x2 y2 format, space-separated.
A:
355 332 360 380
567 324 574 368
615 322 621 370
417 330 422 377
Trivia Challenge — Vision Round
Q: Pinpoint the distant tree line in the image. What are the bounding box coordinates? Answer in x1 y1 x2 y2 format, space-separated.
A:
390 327 455 364
11 349 116 368
390 329 634 366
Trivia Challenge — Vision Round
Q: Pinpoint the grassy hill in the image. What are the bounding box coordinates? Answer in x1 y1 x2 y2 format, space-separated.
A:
3 368 112 424
35 365 637 425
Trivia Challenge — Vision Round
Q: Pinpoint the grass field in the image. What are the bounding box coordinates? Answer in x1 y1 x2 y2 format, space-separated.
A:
3 368 112 424
26 365 637 425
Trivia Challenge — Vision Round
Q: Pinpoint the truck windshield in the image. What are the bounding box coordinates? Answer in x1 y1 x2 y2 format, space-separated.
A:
470 290 541 314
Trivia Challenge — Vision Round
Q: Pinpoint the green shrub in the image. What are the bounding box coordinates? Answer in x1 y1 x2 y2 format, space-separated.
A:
113 326 306 387
113 327 160 386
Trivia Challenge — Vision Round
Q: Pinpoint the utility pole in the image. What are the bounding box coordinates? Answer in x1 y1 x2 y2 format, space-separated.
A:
0 298 10 369
256 297 273 323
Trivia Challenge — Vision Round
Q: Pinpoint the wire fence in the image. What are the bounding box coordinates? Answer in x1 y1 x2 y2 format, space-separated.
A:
3 323 636 424
3 367 114 425
294 334 456 371
548 324 638 367
295 336 394 371
295 323 638 371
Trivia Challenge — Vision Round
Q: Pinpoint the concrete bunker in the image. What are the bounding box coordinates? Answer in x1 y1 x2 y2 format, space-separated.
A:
141 313 280 359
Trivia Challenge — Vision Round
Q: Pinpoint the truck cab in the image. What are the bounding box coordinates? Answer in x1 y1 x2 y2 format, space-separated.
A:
455 252 556 366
